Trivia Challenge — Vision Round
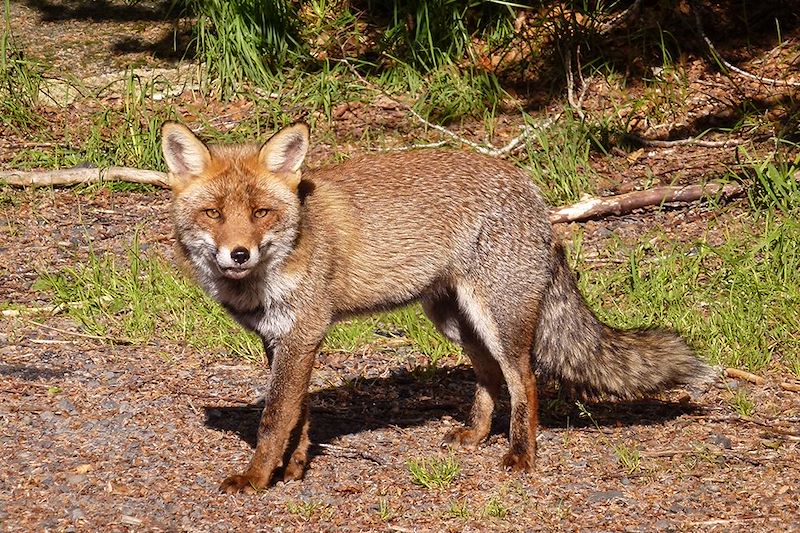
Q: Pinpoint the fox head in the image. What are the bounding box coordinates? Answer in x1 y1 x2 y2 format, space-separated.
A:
161 122 309 281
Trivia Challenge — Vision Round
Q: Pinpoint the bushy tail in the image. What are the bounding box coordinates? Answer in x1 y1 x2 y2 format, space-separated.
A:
533 242 715 399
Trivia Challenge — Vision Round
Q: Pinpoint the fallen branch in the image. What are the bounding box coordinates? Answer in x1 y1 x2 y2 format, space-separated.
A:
779 382 800 393
548 182 744 224
725 367 766 385
1 296 113 318
690 0 800 88
316 443 385 465
0 166 169 188
334 56 558 157
628 134 747 148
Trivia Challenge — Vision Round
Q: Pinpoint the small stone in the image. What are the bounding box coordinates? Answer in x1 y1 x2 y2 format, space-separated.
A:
587 490 624 502
66 474 87 485
709 433 732 449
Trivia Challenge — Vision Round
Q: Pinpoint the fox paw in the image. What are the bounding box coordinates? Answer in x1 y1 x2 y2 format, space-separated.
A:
281 454 307 483
219 473 265 494
443 427 485 448
501 451 535 472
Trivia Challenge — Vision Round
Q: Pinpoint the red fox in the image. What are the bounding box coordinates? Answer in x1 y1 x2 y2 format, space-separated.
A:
161 122 714 494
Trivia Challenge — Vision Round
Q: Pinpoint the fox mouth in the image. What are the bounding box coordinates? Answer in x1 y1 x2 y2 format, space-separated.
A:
219 266 252 280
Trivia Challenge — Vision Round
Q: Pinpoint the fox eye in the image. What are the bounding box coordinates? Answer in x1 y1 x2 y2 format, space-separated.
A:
204 208 221 219
253 208 270 218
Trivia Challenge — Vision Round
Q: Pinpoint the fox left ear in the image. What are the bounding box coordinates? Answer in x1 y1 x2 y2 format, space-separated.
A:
161 122 212 178
259 123 309 190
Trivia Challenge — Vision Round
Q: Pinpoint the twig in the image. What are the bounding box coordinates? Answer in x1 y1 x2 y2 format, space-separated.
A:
2 296 114 318
596 0 643 35
725 367 766 385
21 318 131 344
334 56 557 157
316 443 385 465
628 134 747 148
779 382 800 393
548 182 744 224
0 166 170 188
690 0 800 87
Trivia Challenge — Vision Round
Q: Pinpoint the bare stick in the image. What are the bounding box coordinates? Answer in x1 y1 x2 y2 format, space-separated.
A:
725 368 766 385
690 0 800 88
316 443 385 465
548 182 744 224
628 134 747 148
1 296 114 318
596 0 643 35
0 167 170 188
21 318 132 344
779 382 800 393
334 56 557 157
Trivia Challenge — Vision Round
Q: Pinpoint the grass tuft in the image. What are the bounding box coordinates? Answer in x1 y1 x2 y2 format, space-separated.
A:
407 453 461 489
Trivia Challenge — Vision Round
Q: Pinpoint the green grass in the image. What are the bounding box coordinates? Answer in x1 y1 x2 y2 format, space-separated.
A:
184 0 303 99
521 112 601 205
323 305 459 369
729 389 756 417
407 454 461 489
483 496 509 519
447 498 470 519
571 212 800 375
28 234 458 367
32 237 263 361
612 443 642 475
0 0 45 132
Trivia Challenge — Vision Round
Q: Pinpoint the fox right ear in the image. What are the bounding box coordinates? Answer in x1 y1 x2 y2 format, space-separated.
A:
161 122 212 176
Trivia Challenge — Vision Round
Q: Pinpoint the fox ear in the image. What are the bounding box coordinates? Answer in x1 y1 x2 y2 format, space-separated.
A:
161 122 212 176
259 123 309 189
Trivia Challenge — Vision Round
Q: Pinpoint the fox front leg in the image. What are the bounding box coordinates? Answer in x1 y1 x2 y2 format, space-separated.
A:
220 334 321 494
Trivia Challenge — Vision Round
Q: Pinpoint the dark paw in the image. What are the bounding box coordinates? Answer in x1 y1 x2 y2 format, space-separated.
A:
443 427 485 448
501 450 535 472
219 473 265 494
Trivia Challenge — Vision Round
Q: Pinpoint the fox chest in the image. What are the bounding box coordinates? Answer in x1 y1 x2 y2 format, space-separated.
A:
226 303 296 341
213 279 298 341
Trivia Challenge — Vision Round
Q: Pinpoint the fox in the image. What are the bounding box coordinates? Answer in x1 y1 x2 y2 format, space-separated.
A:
160 122 714 494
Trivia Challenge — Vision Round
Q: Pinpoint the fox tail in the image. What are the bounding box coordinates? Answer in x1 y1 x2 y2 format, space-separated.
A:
533 242 716 399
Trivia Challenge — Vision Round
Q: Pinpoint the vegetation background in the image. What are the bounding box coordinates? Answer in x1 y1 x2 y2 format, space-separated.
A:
1 0 798 531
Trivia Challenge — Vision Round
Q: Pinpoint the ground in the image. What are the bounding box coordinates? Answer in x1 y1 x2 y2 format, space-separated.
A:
1 1 799 532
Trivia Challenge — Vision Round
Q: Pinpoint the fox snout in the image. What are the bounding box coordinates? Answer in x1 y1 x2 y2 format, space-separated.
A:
215 245 261 279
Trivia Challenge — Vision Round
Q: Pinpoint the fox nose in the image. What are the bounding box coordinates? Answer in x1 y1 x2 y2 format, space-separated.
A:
230 247 250 265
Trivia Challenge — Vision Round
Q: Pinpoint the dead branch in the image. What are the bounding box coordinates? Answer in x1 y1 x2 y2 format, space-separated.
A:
690 0 800 88
316 443 385 465
334 56 558 157
596 0 643 35
0 166 170 188
725 367 766 385
548 182 744 224
628 134 747 148
779 382 800 393
1 296 113 318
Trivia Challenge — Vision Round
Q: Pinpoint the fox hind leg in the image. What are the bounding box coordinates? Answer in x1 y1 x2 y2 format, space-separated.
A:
422 291 502 448
452 283 539 471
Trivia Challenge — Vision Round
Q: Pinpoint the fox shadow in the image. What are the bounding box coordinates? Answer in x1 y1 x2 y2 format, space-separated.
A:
203 364 703 453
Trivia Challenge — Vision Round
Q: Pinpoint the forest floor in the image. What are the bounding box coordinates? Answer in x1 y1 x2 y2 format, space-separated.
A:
1 1 799 532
